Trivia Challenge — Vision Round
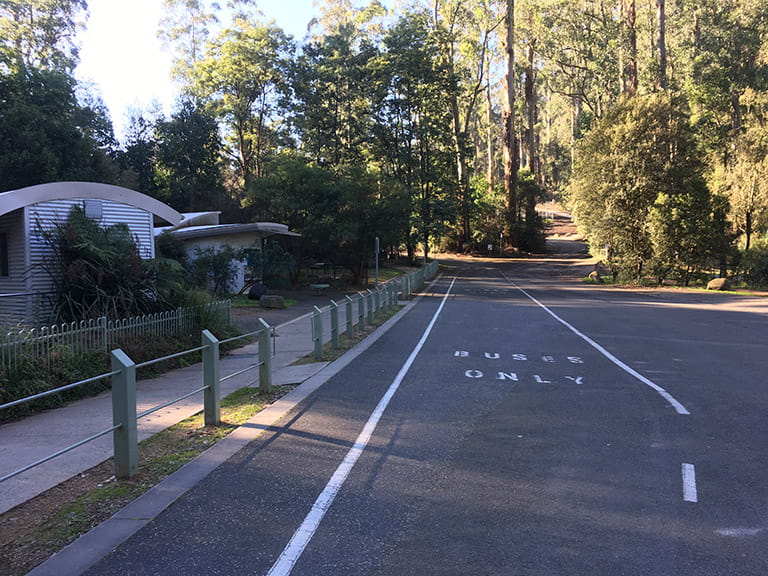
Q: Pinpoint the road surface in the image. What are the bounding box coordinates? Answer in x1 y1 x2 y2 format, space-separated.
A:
86 244 768 575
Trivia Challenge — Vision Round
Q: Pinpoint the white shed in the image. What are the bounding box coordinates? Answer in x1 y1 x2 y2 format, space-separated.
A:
158 221 301 293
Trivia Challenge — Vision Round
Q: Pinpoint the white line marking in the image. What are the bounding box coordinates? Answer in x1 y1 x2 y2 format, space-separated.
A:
716 527 763 538
682 463 698 502
506 278 690 415
266 278 457 576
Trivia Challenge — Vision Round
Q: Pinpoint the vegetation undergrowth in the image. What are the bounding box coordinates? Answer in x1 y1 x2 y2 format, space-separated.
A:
0 319 242 423
0 384 296 576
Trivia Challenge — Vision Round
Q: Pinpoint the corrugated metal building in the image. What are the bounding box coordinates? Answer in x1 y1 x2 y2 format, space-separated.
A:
0 182 182 324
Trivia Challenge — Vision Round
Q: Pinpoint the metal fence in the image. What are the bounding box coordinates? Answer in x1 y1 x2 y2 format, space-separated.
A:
0 320 272 483
0 301 232 372
310 260 440 359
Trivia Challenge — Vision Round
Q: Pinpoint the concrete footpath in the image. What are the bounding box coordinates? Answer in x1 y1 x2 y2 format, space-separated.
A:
0 294 363 515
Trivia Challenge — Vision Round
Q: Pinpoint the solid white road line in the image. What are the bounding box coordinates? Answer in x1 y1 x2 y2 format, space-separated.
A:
682 463 698 502
506 278 690 415
266 277 457 576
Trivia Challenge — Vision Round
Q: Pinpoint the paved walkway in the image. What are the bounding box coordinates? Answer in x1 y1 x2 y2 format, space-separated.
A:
0 291 368 515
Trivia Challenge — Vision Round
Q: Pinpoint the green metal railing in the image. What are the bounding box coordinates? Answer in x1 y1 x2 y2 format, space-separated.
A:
310 261 440 360
0 320 272 482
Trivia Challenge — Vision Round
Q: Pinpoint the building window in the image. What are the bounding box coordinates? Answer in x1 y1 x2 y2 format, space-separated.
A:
83 199 103 220
0 233 9 277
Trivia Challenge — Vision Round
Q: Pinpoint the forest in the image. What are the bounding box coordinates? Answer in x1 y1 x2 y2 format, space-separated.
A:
2 0 768 289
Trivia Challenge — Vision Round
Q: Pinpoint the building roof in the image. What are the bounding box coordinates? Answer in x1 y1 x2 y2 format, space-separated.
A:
160 222 301 241
0 182 183 224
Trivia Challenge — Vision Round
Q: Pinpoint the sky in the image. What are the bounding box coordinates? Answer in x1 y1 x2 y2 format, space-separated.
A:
75 0 327 140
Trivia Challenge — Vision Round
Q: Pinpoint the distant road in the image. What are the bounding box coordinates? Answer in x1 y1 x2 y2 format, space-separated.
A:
87 252 768 575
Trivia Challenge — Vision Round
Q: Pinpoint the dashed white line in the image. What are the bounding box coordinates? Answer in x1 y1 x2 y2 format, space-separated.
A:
266 278 457 576
682 463 698 502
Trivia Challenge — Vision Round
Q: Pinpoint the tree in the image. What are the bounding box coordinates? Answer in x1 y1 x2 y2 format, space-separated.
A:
372 10 456 262
158 0 218 87
0 67 115 191
502 0 518 241
716 125 768 250
119 105 164 196
193 15 294 196
0 0 87 72
570 93 717 280
430 0 502 249
154 97 229 214
676 0 768 159
289 12 381 168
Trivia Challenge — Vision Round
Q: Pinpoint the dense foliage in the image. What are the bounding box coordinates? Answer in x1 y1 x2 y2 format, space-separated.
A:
3 0 768 287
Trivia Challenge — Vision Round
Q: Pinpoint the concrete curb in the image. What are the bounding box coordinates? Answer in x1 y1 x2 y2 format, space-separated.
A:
28 276 442 576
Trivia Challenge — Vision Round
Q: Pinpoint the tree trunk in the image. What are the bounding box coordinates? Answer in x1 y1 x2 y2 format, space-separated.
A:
503 0 518 241
524 11 537 175
624 0 638 96
657 0 667 90
486 82 495 191
746 209 752 251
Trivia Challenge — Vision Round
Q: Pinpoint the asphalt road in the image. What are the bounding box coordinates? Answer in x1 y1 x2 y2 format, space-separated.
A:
85 250 768 575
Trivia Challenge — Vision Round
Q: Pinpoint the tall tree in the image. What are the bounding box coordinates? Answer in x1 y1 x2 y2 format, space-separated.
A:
373 10 455 262
290 11 381 167
158 0 218 87
0 0 87 72
432 0 502 249
0 67 115 190
154 98 228 214
502 0 518 240
193 15 294 196
657 0 667 90
620 0 638 96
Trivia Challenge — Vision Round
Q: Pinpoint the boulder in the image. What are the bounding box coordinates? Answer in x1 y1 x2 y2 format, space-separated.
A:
706 277 732 291
259 294 286 309
248 283 268 300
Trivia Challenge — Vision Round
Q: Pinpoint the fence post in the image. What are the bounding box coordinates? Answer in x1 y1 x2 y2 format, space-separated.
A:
98 316 108 351
258 319 272 392
374 288 380 316
312 306 323 360
367 290 374 324
345 295 354 338
202 330 220 426
111 349 138 478
330 300 340 349
359 292 366 329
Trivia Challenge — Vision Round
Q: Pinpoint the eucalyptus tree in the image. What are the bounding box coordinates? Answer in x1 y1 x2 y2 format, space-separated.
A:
501 0 518 237
428 0 503 248
192 13 294 197
158 0 219 87
672 0 768 159
0 0 87 72
372 9 456 261
535 0 621 131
